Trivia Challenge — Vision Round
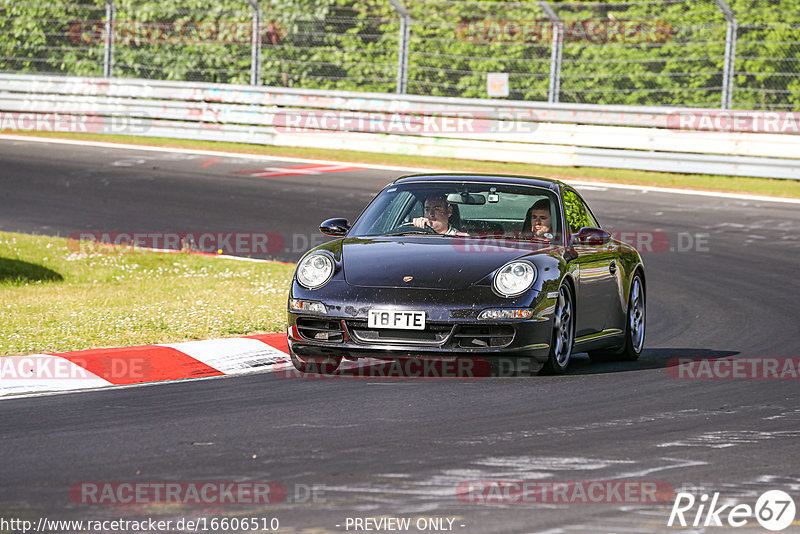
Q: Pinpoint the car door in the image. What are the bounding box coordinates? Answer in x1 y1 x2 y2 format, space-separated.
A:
562 187 620 337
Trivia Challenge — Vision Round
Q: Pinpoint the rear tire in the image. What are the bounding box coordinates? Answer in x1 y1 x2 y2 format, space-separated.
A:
290 351 342 375
589 273 645 362
541 282 575 374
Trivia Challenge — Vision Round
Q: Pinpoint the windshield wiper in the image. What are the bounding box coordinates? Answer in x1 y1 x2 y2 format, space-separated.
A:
382 230 439 236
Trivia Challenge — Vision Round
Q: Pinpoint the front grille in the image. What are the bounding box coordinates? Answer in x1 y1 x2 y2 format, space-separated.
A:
347 320 453 346
454 325 515 348
296 317 345 343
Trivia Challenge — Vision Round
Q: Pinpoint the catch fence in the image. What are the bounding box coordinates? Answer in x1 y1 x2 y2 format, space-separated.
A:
1 0 798 110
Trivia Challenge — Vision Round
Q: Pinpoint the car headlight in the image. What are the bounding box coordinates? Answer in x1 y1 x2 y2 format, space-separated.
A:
493 261 537 297
296 252 334 289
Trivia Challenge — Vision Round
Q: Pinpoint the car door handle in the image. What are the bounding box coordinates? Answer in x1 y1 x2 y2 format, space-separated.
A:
609 261 617 274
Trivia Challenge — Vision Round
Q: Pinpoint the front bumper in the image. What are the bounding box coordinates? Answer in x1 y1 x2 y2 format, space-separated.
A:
288 305 555 364
287 324 551 362
288 280 559 362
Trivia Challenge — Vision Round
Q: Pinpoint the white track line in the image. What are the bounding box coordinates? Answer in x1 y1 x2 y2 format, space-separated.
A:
1 133 799 205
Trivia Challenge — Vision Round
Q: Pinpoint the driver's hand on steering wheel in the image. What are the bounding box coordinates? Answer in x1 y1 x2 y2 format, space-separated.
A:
412 217 432 229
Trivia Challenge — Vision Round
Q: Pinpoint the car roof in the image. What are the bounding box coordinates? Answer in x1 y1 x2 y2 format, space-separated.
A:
392 173 564 192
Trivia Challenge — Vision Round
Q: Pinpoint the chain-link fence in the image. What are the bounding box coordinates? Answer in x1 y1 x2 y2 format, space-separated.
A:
1 0 798 110
736 1 800 110
111 0 254 83
0 1 107 77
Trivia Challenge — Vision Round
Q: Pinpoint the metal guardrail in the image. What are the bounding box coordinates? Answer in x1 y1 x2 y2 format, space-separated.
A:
1 74 798 180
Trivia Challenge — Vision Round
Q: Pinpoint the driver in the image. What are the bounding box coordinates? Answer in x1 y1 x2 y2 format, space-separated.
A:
525 198 554 241
413 194 462 235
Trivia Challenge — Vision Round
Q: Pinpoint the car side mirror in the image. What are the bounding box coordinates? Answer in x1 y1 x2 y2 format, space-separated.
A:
319 218 350 237
572 227 611 246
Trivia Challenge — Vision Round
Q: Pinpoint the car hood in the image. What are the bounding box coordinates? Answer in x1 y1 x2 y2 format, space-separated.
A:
341 236 550 289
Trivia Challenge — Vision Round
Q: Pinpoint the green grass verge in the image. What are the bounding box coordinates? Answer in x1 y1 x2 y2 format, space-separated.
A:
0 231 294 356
4 130 800 199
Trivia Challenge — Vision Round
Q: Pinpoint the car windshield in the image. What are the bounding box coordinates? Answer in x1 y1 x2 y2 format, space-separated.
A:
348 181 562 241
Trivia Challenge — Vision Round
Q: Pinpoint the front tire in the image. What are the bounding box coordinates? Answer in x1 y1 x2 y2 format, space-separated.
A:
542 282 575 374
289 351 342 375
589 272 645 362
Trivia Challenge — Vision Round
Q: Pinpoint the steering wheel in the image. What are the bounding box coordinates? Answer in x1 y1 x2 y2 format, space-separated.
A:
520 230 551 243
395 221 438 234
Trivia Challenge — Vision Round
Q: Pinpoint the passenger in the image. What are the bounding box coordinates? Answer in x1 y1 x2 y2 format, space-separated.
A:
413 194 463 235
524 198 554 241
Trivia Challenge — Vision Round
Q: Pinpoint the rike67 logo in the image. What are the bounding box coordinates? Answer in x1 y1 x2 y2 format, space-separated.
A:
668 490 796 531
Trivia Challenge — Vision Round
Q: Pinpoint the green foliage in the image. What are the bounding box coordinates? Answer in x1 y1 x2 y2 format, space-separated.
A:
0 0 798 109
562 189 589 233
111 0 253 83
0 0 105 76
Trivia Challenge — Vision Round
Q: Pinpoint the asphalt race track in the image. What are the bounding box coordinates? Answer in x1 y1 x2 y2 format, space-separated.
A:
1 137 799 533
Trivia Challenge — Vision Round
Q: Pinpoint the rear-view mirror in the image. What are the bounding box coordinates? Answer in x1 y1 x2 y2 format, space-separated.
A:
319 218 350 236
447 192 486 205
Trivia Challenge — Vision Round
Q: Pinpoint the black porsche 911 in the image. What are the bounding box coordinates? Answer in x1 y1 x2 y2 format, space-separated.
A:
286 174 645 375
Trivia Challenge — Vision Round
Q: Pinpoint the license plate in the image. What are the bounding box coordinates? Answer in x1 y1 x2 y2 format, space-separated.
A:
368 310 426 330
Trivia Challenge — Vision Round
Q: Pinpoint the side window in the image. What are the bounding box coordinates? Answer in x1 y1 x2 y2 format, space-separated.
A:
402 197 423 223
562 189 590 233
364 191 415 233
584 204 600 228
